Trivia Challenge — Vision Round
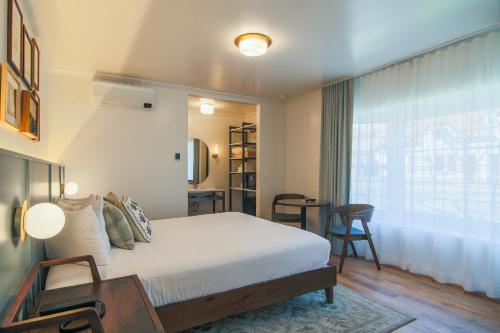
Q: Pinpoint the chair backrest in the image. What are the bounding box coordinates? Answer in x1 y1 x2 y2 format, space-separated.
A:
330 204 375 223
272 193 306 219
272 193 306 204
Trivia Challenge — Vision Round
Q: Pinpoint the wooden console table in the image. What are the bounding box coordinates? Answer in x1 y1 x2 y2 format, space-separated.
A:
188 189 226 213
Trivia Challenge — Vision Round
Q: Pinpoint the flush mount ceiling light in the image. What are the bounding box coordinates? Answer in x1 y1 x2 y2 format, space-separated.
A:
200 99 214 115
234 33 272 57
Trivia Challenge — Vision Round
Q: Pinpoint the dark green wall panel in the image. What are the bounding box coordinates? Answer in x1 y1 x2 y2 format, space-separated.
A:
0 154 30 319
29 161 51 270
0 150 62 320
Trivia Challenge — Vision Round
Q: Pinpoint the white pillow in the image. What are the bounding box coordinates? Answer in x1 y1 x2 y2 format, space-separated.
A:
56 195 111 252
46 205 111 266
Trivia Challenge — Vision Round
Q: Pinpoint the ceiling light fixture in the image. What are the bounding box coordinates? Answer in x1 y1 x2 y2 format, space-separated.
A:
200 99 214 115
234 33 272 57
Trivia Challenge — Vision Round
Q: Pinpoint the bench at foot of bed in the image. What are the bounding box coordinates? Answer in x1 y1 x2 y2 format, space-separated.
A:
156 264 337 333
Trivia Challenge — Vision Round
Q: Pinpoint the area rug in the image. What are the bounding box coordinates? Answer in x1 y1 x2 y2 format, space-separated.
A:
186 285 415 333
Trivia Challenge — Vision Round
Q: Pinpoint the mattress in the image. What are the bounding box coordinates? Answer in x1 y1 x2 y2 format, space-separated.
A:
45 212 331 307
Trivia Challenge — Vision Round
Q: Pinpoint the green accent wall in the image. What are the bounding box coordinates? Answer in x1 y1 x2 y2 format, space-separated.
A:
0 149 63 320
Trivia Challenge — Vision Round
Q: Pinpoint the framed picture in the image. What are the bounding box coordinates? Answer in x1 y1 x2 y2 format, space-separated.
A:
31 38 40 90
0 63 22 130
20 90 40 141
7 0 23 76
22 26 32 88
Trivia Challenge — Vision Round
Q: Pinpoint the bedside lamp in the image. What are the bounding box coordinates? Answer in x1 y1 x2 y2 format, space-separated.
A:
14 202 65 241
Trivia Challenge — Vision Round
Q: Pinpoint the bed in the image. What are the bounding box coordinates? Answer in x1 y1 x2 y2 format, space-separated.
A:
45 212 336 332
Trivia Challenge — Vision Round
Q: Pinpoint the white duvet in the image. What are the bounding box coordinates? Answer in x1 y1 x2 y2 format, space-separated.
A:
46 212 331 307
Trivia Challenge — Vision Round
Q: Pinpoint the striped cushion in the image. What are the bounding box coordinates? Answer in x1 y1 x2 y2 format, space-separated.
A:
103 202 135 250
104 192 122 207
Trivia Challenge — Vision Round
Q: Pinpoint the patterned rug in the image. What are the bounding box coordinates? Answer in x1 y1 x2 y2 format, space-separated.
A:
186 285 415 333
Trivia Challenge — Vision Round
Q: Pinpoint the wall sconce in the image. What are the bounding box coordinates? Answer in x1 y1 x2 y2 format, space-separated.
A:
61 182 79 198
212 144 219 159
64 182 79 196
14 201 66 241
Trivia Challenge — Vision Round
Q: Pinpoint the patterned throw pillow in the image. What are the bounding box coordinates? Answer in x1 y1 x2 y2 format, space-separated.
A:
103 202 135 250
121 196 152 242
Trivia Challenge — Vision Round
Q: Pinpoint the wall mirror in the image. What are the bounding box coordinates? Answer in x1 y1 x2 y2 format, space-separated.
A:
187 138 209 184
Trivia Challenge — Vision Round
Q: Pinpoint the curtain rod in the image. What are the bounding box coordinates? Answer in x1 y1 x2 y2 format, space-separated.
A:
322 24 500 87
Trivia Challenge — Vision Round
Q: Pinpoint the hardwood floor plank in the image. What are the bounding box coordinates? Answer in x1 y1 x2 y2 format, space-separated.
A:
329 255 500 332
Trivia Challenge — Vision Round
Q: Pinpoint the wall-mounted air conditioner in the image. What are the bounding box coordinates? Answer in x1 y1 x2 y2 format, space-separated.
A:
91 80 155 110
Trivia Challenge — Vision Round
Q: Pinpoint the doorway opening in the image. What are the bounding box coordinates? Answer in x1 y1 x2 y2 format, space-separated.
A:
187 95 258 216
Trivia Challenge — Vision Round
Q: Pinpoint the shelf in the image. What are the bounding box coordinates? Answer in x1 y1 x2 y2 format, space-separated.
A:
229 121 257 216
242 123 257 129
230 187 257 192
229 123 257 133
229 142 257 147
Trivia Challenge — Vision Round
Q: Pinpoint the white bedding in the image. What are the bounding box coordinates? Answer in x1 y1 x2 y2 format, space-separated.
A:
46 212 331 307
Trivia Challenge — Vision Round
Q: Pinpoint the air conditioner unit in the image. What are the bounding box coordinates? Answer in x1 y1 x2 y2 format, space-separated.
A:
91 80 155 110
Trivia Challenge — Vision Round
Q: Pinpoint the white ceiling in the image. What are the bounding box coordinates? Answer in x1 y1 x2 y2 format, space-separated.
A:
35 0 499 98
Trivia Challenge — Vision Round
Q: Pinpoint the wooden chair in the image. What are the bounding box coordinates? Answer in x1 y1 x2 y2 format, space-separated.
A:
272 193 306 225
324 204 380 273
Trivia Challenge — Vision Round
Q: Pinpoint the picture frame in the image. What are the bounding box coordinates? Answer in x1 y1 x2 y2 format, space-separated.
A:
20 90 40 141
0 63 22 130
7 0 23 76
22 26 33 89
31 38 40 91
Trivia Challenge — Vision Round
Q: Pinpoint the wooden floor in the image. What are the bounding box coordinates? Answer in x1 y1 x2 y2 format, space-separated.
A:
329 255 500 333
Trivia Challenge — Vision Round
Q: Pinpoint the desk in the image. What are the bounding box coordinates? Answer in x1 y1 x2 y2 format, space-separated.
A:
188 189 225 213
35 275 165 333
0 255 164 333
276 199 329 230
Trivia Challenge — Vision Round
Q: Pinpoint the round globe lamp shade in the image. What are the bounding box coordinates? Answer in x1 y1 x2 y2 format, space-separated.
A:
65 182 79 196
24 203 65 239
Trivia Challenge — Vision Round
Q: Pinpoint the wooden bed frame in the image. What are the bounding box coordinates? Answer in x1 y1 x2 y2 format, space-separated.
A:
156 264 337 333
2 258 336 333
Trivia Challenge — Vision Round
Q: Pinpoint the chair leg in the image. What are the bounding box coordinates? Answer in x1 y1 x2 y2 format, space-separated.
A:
324 286 334 304
338 222 352 274
339 239 348 274
350 241 358 258
362 221 381 270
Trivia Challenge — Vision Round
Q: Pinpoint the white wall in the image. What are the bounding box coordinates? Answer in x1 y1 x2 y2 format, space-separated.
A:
47 72 288 220
0 0 52 161
47 73 188 219
257 101 287 219
285 90 323 234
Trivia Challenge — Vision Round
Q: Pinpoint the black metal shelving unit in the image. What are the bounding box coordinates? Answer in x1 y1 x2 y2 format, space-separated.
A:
228 122 257 215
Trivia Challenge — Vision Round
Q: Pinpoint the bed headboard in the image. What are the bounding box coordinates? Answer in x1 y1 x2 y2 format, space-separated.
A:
0 148 64 320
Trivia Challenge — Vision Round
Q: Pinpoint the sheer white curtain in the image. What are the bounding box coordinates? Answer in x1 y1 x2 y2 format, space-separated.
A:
350 31 500 297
